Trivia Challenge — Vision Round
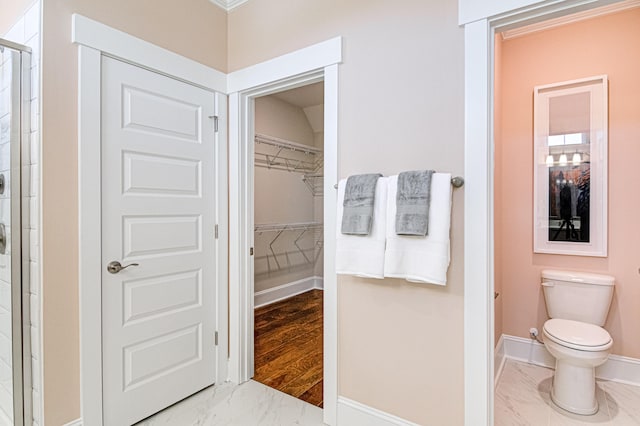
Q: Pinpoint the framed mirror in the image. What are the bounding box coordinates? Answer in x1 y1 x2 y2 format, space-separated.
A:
533 75 608 256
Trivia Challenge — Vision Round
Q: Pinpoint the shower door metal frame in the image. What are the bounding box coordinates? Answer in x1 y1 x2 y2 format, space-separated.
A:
1 37 32 426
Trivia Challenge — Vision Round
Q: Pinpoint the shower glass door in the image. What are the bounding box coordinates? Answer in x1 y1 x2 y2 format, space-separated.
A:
0 39 31 426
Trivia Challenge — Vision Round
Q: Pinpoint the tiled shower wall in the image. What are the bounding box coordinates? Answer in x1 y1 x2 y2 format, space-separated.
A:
0 43 16 426
2 1 42 425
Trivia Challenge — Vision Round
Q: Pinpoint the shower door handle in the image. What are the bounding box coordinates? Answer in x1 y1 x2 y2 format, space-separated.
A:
106 260 139 274
0 224 5 255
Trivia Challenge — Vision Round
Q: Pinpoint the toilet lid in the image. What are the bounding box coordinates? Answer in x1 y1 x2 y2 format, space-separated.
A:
543 319 612 351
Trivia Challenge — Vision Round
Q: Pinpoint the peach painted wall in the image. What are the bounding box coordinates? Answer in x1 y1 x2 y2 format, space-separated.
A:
495 8 640 358
494 34 504 347
40 1 227 424
230 1 465 424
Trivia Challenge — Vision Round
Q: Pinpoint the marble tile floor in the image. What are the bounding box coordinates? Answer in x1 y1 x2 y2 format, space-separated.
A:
135 379 324 426
496 359 640 425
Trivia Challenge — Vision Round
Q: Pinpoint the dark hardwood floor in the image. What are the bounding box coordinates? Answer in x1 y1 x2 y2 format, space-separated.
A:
254 289 323 407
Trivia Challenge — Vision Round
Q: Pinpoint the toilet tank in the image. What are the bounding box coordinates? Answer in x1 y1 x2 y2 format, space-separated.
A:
541 269 615 326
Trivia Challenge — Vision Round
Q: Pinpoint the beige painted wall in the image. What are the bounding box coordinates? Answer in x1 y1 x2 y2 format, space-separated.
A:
495 9 640 358
254 95 319 292
0 0 34 35
40 1 227 424
230 1 465 424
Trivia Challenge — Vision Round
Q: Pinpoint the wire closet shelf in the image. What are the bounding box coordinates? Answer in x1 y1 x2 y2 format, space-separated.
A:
254 221 324 272
254 133 324 196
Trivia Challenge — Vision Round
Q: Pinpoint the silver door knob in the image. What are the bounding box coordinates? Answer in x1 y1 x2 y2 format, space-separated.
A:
107 261 139 274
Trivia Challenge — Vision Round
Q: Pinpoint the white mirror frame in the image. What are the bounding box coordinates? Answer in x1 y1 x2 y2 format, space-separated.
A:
533 75 608 257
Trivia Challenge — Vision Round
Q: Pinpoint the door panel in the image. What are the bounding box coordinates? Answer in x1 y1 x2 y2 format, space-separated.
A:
101 56 217 426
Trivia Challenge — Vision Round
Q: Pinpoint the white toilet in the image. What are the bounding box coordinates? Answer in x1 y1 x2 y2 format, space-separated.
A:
541 269 615 415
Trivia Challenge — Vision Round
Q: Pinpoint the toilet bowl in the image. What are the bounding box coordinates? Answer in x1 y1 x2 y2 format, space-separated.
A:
541 269 615 416
543 318 612 415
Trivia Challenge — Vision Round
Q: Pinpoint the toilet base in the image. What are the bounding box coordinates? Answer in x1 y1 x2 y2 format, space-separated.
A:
551 360 598 415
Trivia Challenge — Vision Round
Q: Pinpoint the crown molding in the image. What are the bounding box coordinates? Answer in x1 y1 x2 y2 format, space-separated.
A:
208 0 250 12
501 0 640 40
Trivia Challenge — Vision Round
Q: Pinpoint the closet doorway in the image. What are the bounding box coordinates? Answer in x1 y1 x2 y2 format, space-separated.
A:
252 83 325 407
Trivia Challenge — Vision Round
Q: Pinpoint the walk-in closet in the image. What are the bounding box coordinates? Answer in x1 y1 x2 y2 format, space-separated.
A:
252 82 324 407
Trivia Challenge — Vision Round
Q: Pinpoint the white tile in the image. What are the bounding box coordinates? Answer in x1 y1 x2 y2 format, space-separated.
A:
4 19 25 44
0 381 13 425
30 164 38 197
31 389 40 423
601 380 640 425
29 196 38 229
0 116 9 145
30 131 39 165
23 2 40 42
0 282 9 313
30 66 39 100
30 97 38 132
548 382 610 425
0 334 10 369
29 261 39 296
136 380 324 426
29 229 38 262
24 34 39 66
29 325 39 362
496 359 640 426
30 356 40 392
0 89 10 119
29 293 38 326
0 65 9 91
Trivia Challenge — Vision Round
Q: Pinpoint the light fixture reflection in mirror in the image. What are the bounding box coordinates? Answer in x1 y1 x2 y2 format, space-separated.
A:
558 153 568 166
546 154 554 167
572 152 582 166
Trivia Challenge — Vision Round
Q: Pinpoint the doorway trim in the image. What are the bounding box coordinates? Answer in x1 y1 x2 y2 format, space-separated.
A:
74 15 228 426
461 0 625 424
227 37 342 426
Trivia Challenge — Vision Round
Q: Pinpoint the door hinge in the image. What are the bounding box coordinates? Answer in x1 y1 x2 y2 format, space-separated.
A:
215 224 219 239
213 115 219 132
214 331 218 346
250 247 254 256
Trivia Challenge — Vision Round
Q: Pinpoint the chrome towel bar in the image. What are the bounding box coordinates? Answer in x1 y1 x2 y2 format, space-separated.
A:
333 176 464 189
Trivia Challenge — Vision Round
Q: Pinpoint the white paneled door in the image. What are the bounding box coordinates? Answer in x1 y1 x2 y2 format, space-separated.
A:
101 56 219 426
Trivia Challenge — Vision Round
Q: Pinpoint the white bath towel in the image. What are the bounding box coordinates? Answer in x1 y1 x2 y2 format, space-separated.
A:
336 176 387 279
384 173 452 285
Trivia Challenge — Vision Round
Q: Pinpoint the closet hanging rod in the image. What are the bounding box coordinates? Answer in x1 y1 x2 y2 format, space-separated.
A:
255 133 323 155
254 221 323 233
332 176 465 189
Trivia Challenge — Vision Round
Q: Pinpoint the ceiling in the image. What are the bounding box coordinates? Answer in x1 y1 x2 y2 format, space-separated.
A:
501 0 640 39
271 82 324 109
208 0 250 12
267 82 325 133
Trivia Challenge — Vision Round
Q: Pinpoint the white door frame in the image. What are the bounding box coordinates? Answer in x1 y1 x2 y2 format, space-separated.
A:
227 37 342 426
461 0 623 424
74 15 229 426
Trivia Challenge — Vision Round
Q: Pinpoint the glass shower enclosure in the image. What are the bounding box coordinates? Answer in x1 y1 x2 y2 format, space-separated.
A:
0 38 32 426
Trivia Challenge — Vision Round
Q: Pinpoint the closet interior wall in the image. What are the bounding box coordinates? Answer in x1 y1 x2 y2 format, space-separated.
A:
254 92 324 295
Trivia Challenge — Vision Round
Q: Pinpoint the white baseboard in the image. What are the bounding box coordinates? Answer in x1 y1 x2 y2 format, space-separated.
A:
63 419 82 426
494 335 506 386
254 276 323 308
502 334 555 368
500 334 640 386
337 397 419 426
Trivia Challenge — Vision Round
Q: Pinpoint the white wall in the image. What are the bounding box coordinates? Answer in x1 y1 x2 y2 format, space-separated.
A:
1 1 42 424
254 95 323 293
